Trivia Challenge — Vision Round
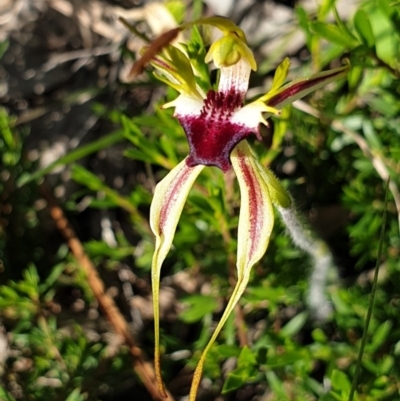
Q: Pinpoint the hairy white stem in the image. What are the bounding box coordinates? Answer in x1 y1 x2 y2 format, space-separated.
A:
277 205 338 321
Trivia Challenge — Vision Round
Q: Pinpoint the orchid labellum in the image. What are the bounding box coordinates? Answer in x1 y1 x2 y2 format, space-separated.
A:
137 16 348 400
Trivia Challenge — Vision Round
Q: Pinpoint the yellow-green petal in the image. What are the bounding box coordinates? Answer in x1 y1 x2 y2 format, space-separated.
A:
150 159 204 395
150 45 202 97
268 57 291 94
189 140 274 400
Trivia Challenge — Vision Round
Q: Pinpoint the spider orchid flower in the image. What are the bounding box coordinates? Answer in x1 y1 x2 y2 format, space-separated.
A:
144 17 349 400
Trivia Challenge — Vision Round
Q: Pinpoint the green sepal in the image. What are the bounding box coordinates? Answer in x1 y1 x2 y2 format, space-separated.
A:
270 57 291 92
150 45 201 96
263 57 291 100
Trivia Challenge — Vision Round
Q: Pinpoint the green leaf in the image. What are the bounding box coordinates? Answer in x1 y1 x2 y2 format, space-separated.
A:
0 108 16 150
65 388 85 401
222 365 258 393
186 25 211 87
0 40 9 60
365 92 400 118
331 369 351 396
362 120 382 150
312 328 328 343
265 370 287 399
280 311 308 337
368 8 398 66
332 6 358 44
71 164 143 219
267 349 308 367
311 22 358 47
354 10 375 48
295 7 313 50
85 240 134 260
23 265 40 291
394 339 400 356
165 0 185 23
379 354 394 375
214 344 240 358
347 65 364 90
0 387 17 401
0 285 19 302
367 320 392 352
237 345 257 367
179 295 217 323
38 263 65 294
318 0 336 20
222 346 258 393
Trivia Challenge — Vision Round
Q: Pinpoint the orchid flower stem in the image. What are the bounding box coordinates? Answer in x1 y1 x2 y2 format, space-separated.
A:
277 205 337 321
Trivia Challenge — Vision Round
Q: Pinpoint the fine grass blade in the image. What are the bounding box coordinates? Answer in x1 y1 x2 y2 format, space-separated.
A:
17 131 125 187
348 179 390 401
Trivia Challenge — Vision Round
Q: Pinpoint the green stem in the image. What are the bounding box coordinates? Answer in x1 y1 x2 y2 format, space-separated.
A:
118 17 151 43
348 179 389 401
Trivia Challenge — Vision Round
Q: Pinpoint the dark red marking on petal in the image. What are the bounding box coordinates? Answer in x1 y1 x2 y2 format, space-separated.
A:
158 166 191 233
178 89 255 171
237 149 263 259
200 89 243 119
267 71 340 107
151 54 177 73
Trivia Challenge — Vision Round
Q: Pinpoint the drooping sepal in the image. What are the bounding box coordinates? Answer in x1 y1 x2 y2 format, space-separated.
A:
188 140 274 400
232 141 275 269
150 159 204 395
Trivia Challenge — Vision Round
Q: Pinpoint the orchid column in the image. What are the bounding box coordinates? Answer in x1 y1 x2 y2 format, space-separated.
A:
139 17 349 400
